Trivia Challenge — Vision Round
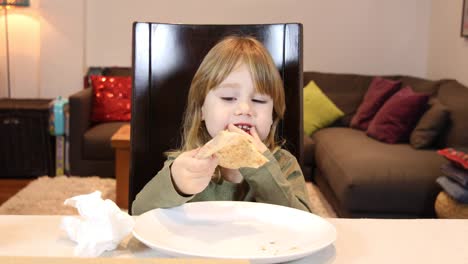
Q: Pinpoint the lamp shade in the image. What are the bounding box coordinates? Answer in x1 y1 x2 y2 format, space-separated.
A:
0 0 30 7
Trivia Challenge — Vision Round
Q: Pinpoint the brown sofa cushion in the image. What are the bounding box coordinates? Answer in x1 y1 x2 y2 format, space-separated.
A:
436 80 468 148
410 99 450 149
83 122 128 160
313 127 445 214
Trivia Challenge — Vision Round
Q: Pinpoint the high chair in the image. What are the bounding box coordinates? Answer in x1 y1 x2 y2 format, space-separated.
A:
129 23 303 213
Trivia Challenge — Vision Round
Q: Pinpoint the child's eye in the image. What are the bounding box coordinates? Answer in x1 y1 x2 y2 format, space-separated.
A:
221 97 236 101
252 98 267 104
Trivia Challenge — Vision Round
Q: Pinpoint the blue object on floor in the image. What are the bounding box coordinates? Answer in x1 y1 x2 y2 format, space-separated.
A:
49 96 69 136
436 176 468 203
441 163 468 187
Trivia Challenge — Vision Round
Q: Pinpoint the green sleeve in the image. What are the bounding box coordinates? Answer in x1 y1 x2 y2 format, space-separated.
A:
239 149 312 213
131 158 194 215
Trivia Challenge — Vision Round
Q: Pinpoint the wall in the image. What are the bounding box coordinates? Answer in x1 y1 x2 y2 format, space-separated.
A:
0 0 432 98
38 0 84 99
87 0 432 76
427 0 468 86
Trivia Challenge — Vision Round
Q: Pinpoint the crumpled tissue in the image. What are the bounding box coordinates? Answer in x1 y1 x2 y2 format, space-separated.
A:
61 191 135 257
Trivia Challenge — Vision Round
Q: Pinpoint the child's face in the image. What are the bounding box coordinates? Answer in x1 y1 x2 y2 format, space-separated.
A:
201 63 274 140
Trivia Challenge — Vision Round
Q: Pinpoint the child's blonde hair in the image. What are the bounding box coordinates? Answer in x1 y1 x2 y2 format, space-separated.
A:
180 36 286 152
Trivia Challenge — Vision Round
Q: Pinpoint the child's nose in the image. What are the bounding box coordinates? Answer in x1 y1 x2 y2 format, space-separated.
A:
235 101 252 116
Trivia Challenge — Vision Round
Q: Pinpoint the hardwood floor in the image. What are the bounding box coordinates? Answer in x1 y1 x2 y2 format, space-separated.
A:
0 179 33 205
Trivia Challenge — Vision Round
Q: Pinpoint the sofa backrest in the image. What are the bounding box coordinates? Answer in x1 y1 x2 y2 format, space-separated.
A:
398 75 443 94
436 80 468 148
84 66 132 88
303 71 398 125
303 71 467 148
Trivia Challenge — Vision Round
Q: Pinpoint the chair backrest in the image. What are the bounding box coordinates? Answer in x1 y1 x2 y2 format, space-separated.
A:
129 23 303 214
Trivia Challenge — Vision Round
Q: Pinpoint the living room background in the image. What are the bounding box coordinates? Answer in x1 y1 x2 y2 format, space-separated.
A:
0 0 466 99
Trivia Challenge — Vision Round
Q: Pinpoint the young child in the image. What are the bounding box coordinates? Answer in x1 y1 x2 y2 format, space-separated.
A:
132 36 312 215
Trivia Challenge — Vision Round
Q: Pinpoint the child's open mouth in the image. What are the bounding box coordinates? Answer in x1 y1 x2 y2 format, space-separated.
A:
234 123 252 134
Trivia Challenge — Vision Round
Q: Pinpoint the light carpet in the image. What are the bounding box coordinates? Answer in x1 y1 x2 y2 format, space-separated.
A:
0 176 336 217
0 176 116 215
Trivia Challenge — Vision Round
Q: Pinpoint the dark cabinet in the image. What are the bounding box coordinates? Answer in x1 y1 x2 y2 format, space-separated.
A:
0 99 55 178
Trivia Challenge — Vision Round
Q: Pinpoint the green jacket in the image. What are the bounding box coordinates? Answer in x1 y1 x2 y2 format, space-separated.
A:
132 149 312 215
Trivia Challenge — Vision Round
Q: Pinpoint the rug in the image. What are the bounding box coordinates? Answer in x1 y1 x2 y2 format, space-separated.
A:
0 176 336 217
305 182 337 217
0 176 116 215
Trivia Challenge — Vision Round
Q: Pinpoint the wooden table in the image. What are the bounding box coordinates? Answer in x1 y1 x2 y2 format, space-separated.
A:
1 215 467 263
111 124 131 209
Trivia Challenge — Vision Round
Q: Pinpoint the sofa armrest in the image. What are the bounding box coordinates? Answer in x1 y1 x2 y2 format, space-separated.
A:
302 135 316 180
69 88 93 168
303 135 316 167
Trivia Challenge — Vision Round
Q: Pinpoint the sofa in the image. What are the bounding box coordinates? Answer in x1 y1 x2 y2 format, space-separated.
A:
69 67 131 177
302 71 468 218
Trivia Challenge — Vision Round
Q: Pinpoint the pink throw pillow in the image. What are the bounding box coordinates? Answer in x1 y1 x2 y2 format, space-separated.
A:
350 77 401 130
366 86 429 144
91 75 132 122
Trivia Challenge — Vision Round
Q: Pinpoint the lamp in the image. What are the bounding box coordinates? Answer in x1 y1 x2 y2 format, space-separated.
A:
1 0 29 98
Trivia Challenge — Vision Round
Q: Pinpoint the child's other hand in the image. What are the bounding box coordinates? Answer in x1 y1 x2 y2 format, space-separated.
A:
171 148 218 195
227 124 268 153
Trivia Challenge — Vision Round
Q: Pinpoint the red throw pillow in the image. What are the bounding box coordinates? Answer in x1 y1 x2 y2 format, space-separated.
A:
350 77 401 130
366 86 429 144
437 148 468 170
91 75 132 122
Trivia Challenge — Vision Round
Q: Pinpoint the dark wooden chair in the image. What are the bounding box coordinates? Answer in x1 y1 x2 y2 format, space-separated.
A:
129 23 303 214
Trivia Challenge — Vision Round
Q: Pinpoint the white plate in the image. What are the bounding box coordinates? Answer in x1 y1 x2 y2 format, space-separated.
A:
132 201 336 264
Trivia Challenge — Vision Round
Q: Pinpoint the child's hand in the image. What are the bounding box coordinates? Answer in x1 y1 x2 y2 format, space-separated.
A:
227 124 268 153
171 148 218 195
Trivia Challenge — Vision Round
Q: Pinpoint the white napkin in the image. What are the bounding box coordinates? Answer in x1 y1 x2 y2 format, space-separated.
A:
61 191 135 257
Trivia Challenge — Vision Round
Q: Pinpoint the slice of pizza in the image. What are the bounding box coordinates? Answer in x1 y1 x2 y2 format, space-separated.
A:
195 130 268 169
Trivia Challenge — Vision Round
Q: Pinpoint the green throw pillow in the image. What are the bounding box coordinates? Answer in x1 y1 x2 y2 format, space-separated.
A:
303 81 344 135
